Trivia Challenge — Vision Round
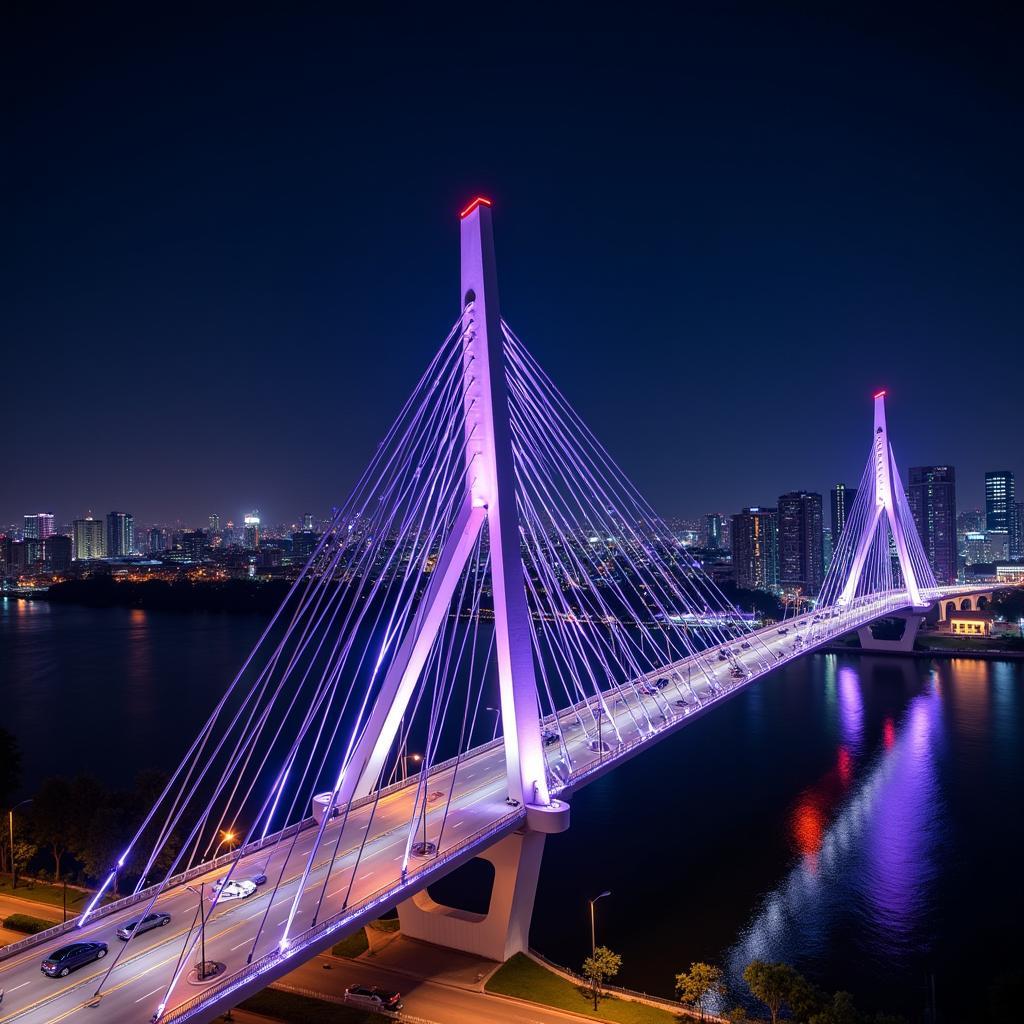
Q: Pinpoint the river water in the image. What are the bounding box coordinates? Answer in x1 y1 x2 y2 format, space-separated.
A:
3 597 1021 1019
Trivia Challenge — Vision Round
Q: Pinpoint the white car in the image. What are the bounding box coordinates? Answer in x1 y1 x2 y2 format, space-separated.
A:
211 878 256 901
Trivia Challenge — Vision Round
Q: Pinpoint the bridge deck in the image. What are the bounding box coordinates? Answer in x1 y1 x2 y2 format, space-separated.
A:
0 586 972 1024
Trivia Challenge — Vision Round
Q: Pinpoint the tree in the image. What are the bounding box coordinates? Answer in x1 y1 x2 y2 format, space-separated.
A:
743 960 800 1024
582 945 621 1010
31 777 74 881
675 962 725 1022
809 991 859 1024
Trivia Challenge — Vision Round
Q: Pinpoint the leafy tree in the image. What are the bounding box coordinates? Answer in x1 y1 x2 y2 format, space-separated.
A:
809 990 859 1024
789 972 827 1021
675 962 725 1022
80 793 135 896
31 777 74 880
743 960 800 1024
582 945 621 1010
727 1009 749 1024
10 819 37 881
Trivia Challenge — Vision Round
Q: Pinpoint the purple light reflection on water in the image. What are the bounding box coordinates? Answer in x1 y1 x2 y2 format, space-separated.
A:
724 675 946 1004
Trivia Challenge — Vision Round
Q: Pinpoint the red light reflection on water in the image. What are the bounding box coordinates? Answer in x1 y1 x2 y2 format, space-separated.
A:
884 717 896 749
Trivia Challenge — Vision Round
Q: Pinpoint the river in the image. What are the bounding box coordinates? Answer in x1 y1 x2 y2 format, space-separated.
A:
2 596 1021 1019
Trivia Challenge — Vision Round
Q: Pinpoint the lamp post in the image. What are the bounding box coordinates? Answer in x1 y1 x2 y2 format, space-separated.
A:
588 890 611 1010
212 830 237 860
400 753 422 783
62 879 67 923
9 799 32 890
186 882 209 980
485 706 501 741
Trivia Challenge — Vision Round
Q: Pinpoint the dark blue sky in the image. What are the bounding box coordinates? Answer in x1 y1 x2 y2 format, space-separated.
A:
6 7 1021 527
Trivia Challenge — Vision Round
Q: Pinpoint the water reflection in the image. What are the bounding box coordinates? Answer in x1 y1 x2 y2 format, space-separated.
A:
725 660 946 997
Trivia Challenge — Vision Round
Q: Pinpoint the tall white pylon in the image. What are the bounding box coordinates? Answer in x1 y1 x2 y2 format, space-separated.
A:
838 390 924 607
334 198 550 811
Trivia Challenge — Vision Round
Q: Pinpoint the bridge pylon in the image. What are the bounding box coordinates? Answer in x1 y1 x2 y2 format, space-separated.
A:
827 390 937 608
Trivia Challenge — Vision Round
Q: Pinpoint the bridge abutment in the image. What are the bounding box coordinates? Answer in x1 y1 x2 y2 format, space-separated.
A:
856 610 925 653
397 800 569 962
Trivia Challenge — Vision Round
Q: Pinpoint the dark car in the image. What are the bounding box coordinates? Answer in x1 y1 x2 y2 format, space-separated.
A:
117 912 171 941
344 985 403 1011
654 677 669 689
541 730 559 747
41 941 108 978
251 873 268 886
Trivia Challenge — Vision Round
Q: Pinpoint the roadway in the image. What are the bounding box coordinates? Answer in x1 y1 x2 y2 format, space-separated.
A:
0 586 971 1024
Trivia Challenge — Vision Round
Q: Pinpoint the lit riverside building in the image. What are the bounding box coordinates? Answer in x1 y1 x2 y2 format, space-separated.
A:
830 484 857 545
731 507 779 590
985 471 1017 557
72 517 106 560
778 491 824 596
23 513 55 539
908 466 957 585
106 511 134 557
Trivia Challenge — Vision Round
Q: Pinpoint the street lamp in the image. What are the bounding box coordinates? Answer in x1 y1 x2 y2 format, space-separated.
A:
588 890 612 1010
400 753 422 783
185 882 211 981
9 799 32 891
485 706 501 740
212 829 238 860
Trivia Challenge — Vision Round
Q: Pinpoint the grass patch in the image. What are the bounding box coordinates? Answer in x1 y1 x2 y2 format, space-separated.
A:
367 916 400 934
487 953 679 1024
4 913 56 935
239 988 381 1023
0 877 109 913
331 926 369 958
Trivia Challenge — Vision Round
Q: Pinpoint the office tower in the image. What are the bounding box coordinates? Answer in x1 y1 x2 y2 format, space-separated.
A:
830 485 857 545
703 513 724 549
1017 503 1024 559
106 511 134 557
147 527 165 553
908 466 957 585
823 526 833 572
181 530 207 562
209 514 221 533
291 529 321 562
985 471 1017 556
731 507 778 591
72 517 106 560
244 512 261 550
42 534 72 571
23 513 55 540
302 512 314 531
778 491 825 595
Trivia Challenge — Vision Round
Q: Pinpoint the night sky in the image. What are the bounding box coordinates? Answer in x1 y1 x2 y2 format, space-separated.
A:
6 7 1021 528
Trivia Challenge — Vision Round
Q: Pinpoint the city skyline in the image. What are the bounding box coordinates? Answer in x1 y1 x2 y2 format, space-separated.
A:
7 8 1022 527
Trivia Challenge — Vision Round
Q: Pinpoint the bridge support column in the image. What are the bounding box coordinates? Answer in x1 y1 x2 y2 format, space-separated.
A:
397 801 569 962
856 610 925 653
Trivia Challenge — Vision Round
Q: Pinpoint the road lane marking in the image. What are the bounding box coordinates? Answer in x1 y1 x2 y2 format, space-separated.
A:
8 980 31 992
135 985 164 1003
230 939 251 951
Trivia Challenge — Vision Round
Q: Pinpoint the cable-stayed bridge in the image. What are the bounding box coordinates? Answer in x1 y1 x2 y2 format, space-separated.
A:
0 200 999 1024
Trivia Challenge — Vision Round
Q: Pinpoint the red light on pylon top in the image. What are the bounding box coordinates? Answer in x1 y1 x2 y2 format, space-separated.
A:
873 389 887 399
460 197 493 219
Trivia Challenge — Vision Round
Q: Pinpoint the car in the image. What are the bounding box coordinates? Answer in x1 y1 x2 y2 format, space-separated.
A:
41 941 108 978
116 911 171 940
674 698 692 708
731 668 746 679
778 628 789 635
504 796 521 808
740 642 751 649
344 985 403 1011
654 677 669 689
637 683 658 696
211 878 257 901
717 651 729 661
251 873 268 886
541 730 559 746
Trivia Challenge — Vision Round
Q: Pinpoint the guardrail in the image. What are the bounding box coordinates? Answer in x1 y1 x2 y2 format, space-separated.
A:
161 806 525 1022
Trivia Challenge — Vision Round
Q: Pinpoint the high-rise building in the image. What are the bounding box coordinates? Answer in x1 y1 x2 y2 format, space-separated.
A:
1017 503 1024 560
985 471 1017 557
302 512 314 531
908 466 957 585
778 491 824 595
291 529 321 563
23 513 55 540
181 530 207 562
823 526 833 572
209 514 221 533
148 527 166 553
106 511 134 557
703 513 724 549
830 485 857 545
244 513 261 550
42 534 72 571
731 507 778 591
72 517 106 560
